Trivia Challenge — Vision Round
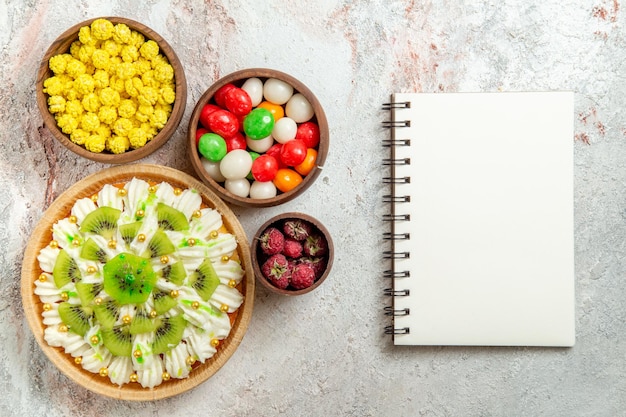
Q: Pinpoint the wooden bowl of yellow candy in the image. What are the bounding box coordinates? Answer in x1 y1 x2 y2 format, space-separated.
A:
36 17 187 164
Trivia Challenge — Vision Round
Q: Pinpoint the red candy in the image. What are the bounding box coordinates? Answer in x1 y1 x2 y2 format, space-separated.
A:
251 154 279 182
265 143 286 169
280 139 307 166
199 104 220 129
225 87 253 116
206 109 239 139
225 132 247 152
295 121 320 148
214 83 236 108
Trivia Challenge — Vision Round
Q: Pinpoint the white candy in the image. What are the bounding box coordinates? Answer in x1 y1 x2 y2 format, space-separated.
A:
201 157 226 182
241 77 264 107
285 93 314 123
220 149 253 180
246 135 274 153
272 117 297 144
225 178 251 198
263 78 293 105
250 181 277 199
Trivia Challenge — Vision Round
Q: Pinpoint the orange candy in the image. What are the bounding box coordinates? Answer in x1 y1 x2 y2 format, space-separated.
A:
294 148 318 176
257 101 284 121
273 168 303 192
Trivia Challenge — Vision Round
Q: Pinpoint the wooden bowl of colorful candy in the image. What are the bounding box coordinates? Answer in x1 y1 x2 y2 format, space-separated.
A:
188 68 329 207
36 17 187 164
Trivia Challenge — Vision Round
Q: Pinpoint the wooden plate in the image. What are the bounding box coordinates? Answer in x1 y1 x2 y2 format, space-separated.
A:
36 17 187 163
21 164 254 400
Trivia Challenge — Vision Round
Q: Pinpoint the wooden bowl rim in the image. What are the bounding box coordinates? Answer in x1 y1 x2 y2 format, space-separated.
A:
188 68 329 208
21 164 254 401
251 212 334 296
36 17 187 164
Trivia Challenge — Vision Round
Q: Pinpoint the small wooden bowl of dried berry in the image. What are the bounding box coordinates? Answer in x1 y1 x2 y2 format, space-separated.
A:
251 213 333 295
188 68 329 207
36 17 187 163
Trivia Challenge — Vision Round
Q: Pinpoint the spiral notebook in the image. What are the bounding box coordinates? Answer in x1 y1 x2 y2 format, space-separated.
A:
383 91 575 346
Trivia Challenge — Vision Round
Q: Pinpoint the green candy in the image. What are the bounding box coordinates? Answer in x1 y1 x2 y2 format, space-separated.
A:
198 133 227 161
243 108 275 140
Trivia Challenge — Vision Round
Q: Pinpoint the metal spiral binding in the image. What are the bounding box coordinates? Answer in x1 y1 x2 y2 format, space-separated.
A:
385 325 410 335
383 251 410 260
382 139 411 147
382 120 411 128
383 270 410 278
384 306 410 316
382 101 411 110
382 176 410 184
382 214 410 222
382 158 410 166
384 288 410 296
383 232 410 241
383 195 410 203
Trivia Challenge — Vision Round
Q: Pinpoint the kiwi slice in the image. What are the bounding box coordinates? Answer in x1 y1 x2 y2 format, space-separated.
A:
101 325 133 356
143 230 176 258
75 282 104 306
152 315 186 355
158 260 186 286
129 306 155 335
188 258 220 301
80 238 108 263
153 289 177 315
103 253 156 305
58 302 93 336
53 249 82 288
119 221 142 246
93 298 120 329
80 206 122 239
156 203 189 231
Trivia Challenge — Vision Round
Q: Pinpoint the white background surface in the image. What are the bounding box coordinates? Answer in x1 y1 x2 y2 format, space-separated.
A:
1 1 624 416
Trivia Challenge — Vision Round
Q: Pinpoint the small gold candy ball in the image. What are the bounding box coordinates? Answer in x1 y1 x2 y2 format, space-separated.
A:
60 291 69 301
42 303 52 311
69 215 78 224
117 188 127 197
90 335 100 345
220 304 229 312
122 315 132 324
74 356 82 365
160 255 169 264
173 188 182 196
185 356 195 366
162 372 171 381
129 373 138 383
210 338 220 348
91 194 98 202
148 185 157 193
38 273 48 282
59 324 68 332
49 240 59 249
221 255 230 262
94 297 103 305
170 290 179 298
191 301 200 309
108 239 117 249
87 266 97 274
136 209 145 218
193 210 202 219
209 230 219 239
99 367 108 377
228 279 237 288
149 310 157 318
133 349 142 358
72 238 81 247
137 233 146 242
187 238 196 247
